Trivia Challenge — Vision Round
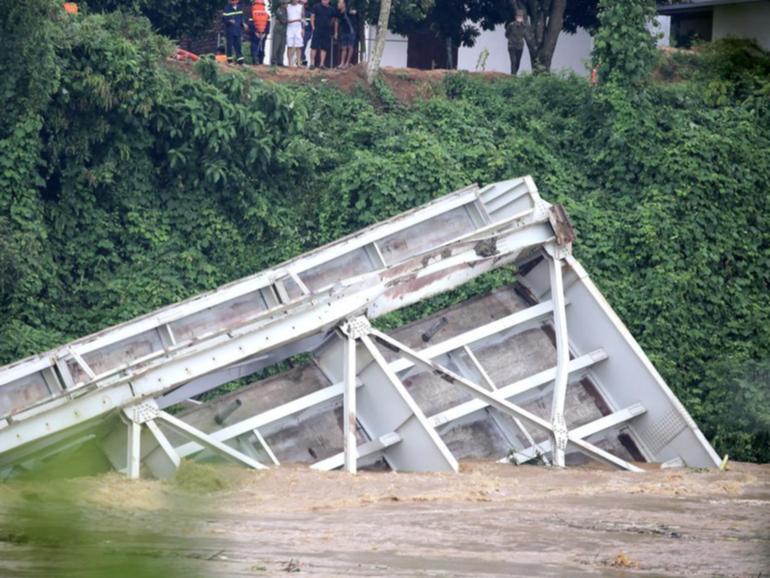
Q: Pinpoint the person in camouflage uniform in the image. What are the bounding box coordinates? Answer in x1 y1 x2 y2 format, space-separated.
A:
271 0 289 66
505 9 526 75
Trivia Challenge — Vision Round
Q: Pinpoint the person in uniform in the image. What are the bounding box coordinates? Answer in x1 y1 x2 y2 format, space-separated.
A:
271 0 289 66
222 0 246 64
505 9 526 75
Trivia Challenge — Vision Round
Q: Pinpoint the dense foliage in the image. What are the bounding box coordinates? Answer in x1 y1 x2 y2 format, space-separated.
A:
592 0 658 85
83 0 222 38
1 6 768 461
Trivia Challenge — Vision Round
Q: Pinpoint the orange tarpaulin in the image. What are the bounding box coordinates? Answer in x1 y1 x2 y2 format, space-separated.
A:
175 48 200 62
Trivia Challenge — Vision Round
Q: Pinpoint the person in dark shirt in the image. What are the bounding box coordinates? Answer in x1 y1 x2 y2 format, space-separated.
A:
222 0 246 64
310 0 337 68
271 0 289 66
505 9 526 75
334 0 358 69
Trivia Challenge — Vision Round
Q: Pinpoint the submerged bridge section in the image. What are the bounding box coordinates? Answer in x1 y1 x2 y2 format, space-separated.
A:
0 177 720 479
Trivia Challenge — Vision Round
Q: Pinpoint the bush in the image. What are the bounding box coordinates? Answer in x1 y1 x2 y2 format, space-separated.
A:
0 9 768 461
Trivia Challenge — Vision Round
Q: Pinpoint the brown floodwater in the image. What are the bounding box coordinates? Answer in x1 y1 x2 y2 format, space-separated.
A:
1 461 768 577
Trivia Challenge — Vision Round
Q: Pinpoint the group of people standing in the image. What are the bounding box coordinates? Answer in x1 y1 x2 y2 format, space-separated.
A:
222 0 359 69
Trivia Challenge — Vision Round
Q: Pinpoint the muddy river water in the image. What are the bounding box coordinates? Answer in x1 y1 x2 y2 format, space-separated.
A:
1 461 768 577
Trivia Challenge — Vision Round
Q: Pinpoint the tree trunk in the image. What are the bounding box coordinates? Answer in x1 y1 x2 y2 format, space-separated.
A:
518 0 567 72
366 0 392 85
445 36 454 69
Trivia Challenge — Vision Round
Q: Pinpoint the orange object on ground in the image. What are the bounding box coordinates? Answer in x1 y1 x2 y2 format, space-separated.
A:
251 0 270 34
63 2 78 14
215 54 228 63
175 48 200 62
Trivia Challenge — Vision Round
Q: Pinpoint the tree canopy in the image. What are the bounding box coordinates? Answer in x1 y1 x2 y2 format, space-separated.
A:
83 0 222 38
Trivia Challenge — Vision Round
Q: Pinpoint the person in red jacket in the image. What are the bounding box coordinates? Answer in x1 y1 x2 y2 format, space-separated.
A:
248 0 271 65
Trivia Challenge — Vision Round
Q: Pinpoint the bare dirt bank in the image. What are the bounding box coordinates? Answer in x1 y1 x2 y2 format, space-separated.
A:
1 461 768 577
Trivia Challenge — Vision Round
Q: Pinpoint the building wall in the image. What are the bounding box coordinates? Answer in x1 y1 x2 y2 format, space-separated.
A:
713 2 770 50
457 26 594 75
370 26 594 76
652 15 671 47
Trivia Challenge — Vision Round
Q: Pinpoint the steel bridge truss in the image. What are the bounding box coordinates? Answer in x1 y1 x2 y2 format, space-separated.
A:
0 177 719 478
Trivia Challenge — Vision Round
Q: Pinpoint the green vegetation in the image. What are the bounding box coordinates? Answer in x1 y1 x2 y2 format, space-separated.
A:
84 0 223 38
1 3 768 461
592 0 658 85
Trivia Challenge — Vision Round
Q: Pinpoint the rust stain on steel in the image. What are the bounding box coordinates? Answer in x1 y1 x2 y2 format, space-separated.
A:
434 366 455 384
382 263 476 299
548 204 576 246
473 238 498 258
383 237 483 282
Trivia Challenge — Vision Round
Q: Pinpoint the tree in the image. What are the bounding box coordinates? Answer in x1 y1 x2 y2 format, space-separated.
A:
433 0 511 69
382 0 509 69
562 0 598 34
368 0 394 83
380 0 599 72
591 0 657 85
511 0 566 72
84 0 222 39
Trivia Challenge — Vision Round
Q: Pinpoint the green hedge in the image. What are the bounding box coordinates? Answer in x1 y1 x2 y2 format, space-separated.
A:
1 8 768 461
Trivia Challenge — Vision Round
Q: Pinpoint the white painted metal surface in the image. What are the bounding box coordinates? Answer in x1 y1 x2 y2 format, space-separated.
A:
0 176 719 478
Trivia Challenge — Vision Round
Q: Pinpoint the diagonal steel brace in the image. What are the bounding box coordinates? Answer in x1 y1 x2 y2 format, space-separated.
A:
365 324 643 473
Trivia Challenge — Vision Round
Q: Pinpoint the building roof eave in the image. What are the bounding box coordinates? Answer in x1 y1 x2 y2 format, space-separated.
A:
657 0 761 15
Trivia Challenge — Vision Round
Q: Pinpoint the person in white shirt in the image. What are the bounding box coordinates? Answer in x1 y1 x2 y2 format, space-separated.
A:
286 0 305 67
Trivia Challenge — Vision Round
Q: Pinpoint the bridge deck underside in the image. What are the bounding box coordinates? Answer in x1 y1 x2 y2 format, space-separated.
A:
175 287 639 471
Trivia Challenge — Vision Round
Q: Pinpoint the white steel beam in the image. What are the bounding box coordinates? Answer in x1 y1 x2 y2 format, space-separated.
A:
252 428 280 465
1 212 554 457
174 379 363 459
144 419 182 479
155 411 267 470
359 332 459 473
172 304 559 459
461 344 548 464
368 328 642 472
145 419 180 468
388 300 558 375
1 180 528 397
547 254 570 467
509 404 647 463
126 421 142 480
342 328 357 474
311 432 402 471
428 350 608 428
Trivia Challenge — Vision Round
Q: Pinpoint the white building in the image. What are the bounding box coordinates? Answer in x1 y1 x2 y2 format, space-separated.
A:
366 0 767 76
368 26 595 76
368 18 673 77
658 0 770 50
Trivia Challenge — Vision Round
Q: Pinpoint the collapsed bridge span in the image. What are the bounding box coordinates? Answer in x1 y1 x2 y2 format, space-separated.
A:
0 177 720 478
